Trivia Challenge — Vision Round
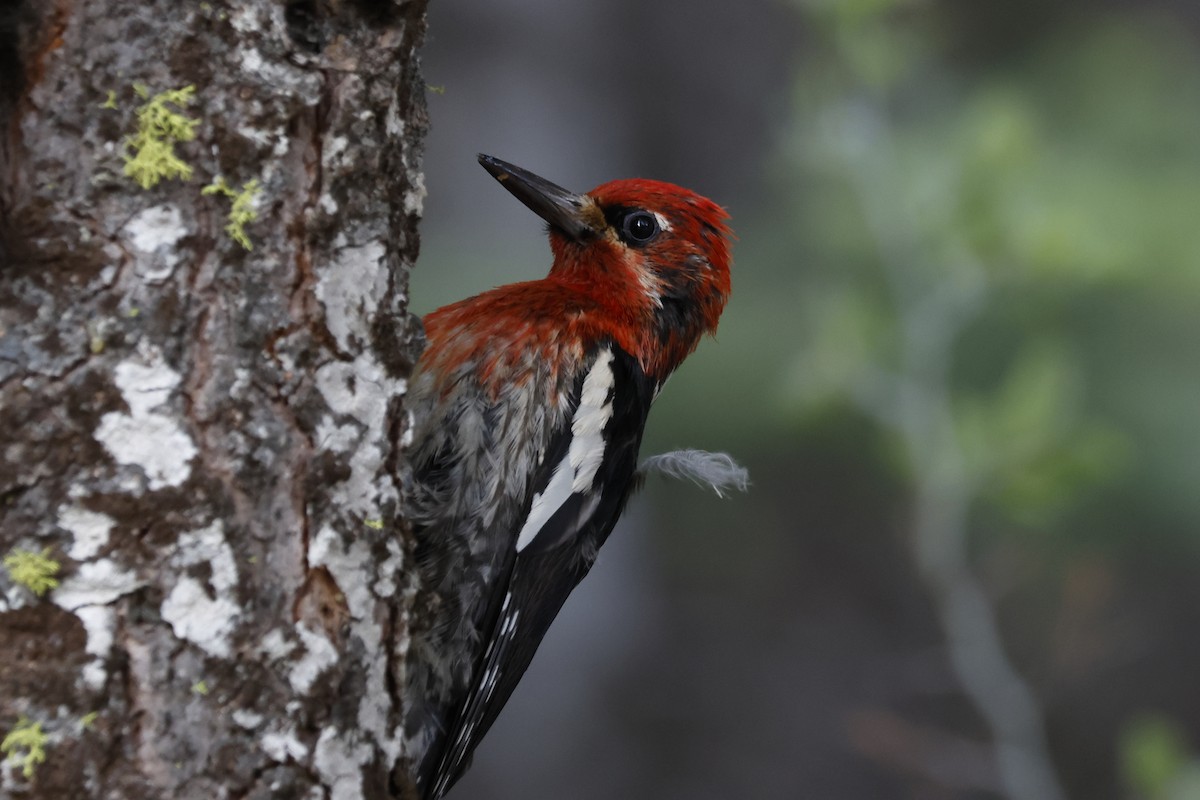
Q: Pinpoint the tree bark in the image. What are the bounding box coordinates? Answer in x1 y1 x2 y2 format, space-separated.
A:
0 1 428 797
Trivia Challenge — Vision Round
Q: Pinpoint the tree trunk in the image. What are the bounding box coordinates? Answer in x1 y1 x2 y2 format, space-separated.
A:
0 1 428 797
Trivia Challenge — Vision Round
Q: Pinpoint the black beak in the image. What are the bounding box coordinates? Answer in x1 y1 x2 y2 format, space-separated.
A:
478 154 601 242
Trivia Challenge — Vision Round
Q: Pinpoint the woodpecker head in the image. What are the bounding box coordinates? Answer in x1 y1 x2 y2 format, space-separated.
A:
478 154 733 379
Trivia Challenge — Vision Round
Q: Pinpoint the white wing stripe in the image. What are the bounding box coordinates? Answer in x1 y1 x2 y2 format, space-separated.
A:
515 459 573 551
514 348 615 552
569 347 614 492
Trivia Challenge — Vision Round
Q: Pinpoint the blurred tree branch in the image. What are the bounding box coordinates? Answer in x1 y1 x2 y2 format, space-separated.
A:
830 98 1066 800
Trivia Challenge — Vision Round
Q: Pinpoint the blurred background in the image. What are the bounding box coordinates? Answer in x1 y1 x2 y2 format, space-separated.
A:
412 0 1200 798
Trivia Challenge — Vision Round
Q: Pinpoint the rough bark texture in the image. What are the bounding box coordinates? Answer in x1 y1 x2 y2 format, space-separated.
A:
0 1 428 797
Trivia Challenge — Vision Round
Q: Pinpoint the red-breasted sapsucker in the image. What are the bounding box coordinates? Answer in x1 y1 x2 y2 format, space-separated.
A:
405 155 742 799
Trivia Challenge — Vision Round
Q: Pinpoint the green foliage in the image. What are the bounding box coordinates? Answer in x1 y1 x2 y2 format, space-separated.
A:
123 84 199 189
3 548 60 597
1122 715 1200 800
202 177 261 250
789 19 1200 288
785 288 888 408
955 343 1129 523
794 0 926 90
2 717 48 779
779 13 1200 538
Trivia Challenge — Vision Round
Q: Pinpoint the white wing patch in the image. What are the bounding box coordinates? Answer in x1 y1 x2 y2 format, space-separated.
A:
515 348 615 552
569 347 615 491
514 460 574 552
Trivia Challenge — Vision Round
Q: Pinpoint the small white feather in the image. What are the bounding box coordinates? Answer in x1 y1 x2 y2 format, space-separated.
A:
639 449 750 498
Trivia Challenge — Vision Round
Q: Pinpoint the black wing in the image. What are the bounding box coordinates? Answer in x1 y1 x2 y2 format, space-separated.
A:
421 343 657 799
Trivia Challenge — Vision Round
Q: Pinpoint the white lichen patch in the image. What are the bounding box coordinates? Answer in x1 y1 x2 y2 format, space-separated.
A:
123 204 187 283
53 559 143 610
159 522 241 658
161 580 240 658
239 47 265 78
401 410 415 448
404 171 426 217
230 367 253 397
289 624 339 695
94 414 197 490
306 237 411 777
57 505 116 560
308 527 374 621
314 355 405 518
259 628 297 661
111 358 182 416
229 4 268 33
315 239 387 352
233 709 265 730
261 727 309 762
372 538 405 600
315 415 359 454
125 205 186 255
272 129 291 158
175 522 238 593
323 136 350 171
314 356 403 429
75 606 116 691
53 560 143 692
385 100 404 137
314 727 375 800
233 39 321 100
236 123 275 149
308 526 404 765
94 349 197 491
356 661 401 764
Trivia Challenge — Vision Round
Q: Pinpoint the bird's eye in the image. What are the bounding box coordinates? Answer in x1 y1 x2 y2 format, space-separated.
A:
620 211 660 245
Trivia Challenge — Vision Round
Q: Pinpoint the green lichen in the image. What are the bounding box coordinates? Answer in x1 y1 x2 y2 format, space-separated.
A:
202 177 261 250
79 712 99 731
86 320 106 354
100 90 117 110
2 717 48 779
191 680 210 696
3 548 60 597
123 84 199 189
363 518 385 530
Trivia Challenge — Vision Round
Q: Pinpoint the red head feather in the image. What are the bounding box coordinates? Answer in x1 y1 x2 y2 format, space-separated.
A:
421 159 734 393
